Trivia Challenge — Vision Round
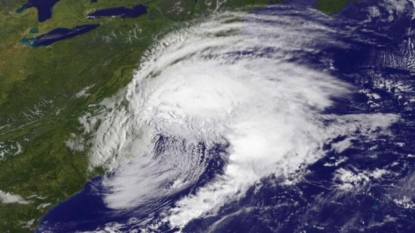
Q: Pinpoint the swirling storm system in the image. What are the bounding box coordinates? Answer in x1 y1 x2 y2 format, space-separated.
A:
37 2 415 233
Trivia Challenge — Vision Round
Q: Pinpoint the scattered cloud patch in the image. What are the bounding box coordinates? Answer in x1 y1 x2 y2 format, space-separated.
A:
333 168 390 192
66 133 86 152
0 190 29 204
76 85 95 98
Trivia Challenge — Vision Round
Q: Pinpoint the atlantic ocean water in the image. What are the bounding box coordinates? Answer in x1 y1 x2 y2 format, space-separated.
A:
37 1 415 232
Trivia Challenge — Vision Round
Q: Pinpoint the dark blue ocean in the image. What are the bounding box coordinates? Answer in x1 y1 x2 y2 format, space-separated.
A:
37 1 415 232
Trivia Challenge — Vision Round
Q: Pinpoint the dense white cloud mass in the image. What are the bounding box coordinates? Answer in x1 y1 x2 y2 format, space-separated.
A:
0 190 29 204
81 6 399 230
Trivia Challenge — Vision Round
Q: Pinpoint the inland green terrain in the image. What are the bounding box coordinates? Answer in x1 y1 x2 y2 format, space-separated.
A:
0 0 350 232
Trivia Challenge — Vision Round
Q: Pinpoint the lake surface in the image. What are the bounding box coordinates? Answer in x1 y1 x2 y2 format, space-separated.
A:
22 24 99 47
17 0 60 22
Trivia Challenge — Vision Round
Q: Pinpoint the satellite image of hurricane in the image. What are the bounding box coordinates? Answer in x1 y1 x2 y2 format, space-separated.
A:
1 0 415 233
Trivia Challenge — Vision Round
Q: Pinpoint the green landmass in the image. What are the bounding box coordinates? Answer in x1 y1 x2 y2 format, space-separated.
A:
317 0 350 15
0 0 269 231
0 0 350 231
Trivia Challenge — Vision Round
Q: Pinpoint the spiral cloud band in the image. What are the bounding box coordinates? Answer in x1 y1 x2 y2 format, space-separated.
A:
81 6 399 230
